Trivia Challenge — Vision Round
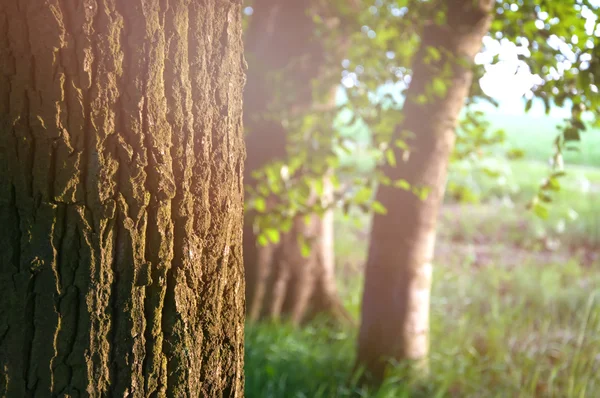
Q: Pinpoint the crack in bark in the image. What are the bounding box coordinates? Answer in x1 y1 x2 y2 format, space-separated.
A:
23 274 38 396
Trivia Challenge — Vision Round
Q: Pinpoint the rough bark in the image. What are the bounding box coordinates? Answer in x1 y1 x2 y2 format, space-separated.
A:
356 0 494 383
0 1 246 396
243 0 349 325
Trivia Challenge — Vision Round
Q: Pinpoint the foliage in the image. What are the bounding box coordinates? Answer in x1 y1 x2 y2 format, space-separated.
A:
244 0 600 245
489 0 600 214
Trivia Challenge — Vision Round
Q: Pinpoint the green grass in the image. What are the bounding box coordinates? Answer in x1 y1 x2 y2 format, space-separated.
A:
246 261 600 397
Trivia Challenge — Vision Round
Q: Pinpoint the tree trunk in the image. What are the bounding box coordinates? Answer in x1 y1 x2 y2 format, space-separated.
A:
0 1 246 396
244 175 350 325
243 0 349 325
356 0 493 383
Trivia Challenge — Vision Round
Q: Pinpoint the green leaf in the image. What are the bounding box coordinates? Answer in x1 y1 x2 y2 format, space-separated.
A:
541 177 561 192
264 228 280 244
280 218 293 233
314 178 324 196
354 186 372 203
394 139 409 151
506 148 525 159
385 148 396 167
254 197 266 212
257 234 269 247
543 97 551 115
426 46 441 62
298 235 311 258
482 167 501 178
417 187 431 201
532 201 549 219
432 77 447 97
393 179 411 190
304 214 312 227
371 200 387 215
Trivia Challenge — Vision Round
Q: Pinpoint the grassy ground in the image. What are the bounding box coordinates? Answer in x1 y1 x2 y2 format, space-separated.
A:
247 208 600 396
246 262 600 397
245 112 600 397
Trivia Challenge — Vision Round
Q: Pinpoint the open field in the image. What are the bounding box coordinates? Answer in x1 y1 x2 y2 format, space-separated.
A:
485 111 600 168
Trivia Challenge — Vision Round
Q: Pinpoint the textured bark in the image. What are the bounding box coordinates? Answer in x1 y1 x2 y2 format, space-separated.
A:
356 0 494 383
243 0 349 325
0 1 246 397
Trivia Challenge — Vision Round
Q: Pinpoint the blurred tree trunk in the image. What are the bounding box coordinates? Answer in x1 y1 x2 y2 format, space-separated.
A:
356 0 493 383
243 0 350 325
0 1 245 396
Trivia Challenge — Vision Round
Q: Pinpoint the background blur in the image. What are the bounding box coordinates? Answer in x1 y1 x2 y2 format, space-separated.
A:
242 1 600 396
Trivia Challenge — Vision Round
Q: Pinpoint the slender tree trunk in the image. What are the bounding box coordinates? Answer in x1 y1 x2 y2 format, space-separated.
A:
356 0 493 383
0 1 246 396
243 0 349 325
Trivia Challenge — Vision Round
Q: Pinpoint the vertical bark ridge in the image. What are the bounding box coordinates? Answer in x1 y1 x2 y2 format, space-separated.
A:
160 2 206 394
18 2 63 396
52 206 82 395
156 0 194 395
142 0 189 394
0 6 13 391
2 9 28 363
193 3 246 395
0 0 246 396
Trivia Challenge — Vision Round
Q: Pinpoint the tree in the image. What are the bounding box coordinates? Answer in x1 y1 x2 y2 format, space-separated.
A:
354 0 600 383
356 0 494 382
0 1 246 396
243 0 351 324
